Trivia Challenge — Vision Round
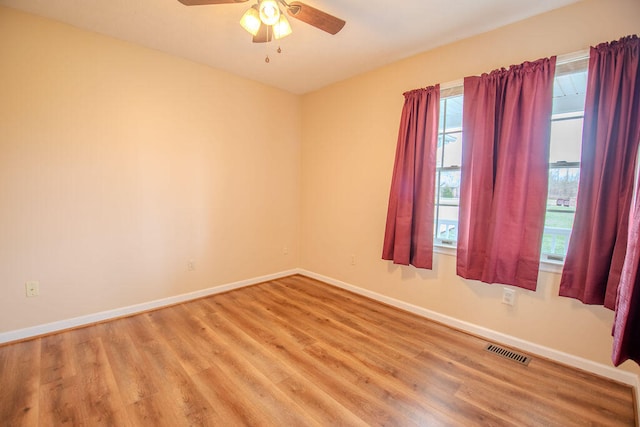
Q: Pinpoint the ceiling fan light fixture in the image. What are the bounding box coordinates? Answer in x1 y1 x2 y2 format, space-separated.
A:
273 14 292 39
258 0 280 26
240 5 261 36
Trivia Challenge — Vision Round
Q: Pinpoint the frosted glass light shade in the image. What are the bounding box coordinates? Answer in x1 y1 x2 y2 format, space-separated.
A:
259 0 280 26
273 14 292 39
240 5 261 36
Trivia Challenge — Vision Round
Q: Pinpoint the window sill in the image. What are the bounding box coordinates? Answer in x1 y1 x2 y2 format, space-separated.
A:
433 243 565 275
539 259 564 274
434 244 457 257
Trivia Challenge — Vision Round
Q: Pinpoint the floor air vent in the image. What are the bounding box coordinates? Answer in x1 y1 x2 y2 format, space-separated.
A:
484 344 531 366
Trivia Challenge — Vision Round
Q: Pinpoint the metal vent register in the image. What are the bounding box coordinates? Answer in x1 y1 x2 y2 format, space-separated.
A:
484 344 532 366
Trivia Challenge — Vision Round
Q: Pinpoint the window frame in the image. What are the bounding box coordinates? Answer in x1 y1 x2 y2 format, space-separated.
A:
540 56 589 263
432 52 589 269
434 85 463 248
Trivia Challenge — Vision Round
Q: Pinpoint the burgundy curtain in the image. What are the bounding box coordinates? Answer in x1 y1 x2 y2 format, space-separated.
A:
382 86 440 269
614 189 640 366
586 35 640 366
457 57 556 290
559 35 640 310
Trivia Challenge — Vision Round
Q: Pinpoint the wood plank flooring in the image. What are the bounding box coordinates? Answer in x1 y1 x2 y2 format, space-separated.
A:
0 275 636 426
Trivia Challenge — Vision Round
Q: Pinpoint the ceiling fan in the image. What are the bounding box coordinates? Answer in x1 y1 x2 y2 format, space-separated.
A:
177 0 346 43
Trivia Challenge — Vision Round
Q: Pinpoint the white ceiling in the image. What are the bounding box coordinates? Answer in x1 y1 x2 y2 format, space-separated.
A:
0 0 581 94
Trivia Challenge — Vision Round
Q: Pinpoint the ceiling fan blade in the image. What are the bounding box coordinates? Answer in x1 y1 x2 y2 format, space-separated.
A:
178 0 248 5
252 24 273 43
286 1 345 35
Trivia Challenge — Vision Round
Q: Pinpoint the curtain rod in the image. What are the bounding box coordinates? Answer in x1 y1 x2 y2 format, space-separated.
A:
439 48 590 93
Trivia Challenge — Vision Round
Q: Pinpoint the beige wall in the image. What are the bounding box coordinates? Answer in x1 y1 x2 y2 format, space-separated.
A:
300 0 640 375
0 7 300 332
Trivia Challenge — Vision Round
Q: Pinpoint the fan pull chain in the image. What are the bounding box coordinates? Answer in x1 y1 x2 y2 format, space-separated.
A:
264 24 270 63
263 27 283 63
266 47 282 62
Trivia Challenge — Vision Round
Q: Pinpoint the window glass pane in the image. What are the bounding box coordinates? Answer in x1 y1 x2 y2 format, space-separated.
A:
435 206 459 242
444 95 463 131
541 218 573 257
435 169 460 242
542 211 575 258
549 118 583 163
436 134 444 168
438 95 462 133
542 166 580 259
552 70 587 115
442 132 462 167
547 167 580 202
438 170 460 205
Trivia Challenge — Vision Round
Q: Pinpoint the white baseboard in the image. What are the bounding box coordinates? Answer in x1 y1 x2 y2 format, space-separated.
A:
0 269 298 345
297 269 640 390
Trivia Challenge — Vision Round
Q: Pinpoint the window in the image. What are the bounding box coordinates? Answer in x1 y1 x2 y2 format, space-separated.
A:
433 56 588 264
434 89 463 246
541 58 588 262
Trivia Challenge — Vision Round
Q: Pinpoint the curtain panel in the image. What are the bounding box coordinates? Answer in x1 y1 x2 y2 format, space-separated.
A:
614 188 640 366
457 57 556 290
560 35 640 310
382 86 440 269
584 35 640 366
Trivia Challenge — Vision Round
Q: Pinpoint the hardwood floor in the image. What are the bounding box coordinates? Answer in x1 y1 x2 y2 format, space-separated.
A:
0 275 635 426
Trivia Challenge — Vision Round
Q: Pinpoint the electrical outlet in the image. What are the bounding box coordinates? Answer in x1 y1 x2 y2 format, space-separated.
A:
25 281 39 297
283 247 289 255
188 260 195 271
351 255 356 265
502 288 515 306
